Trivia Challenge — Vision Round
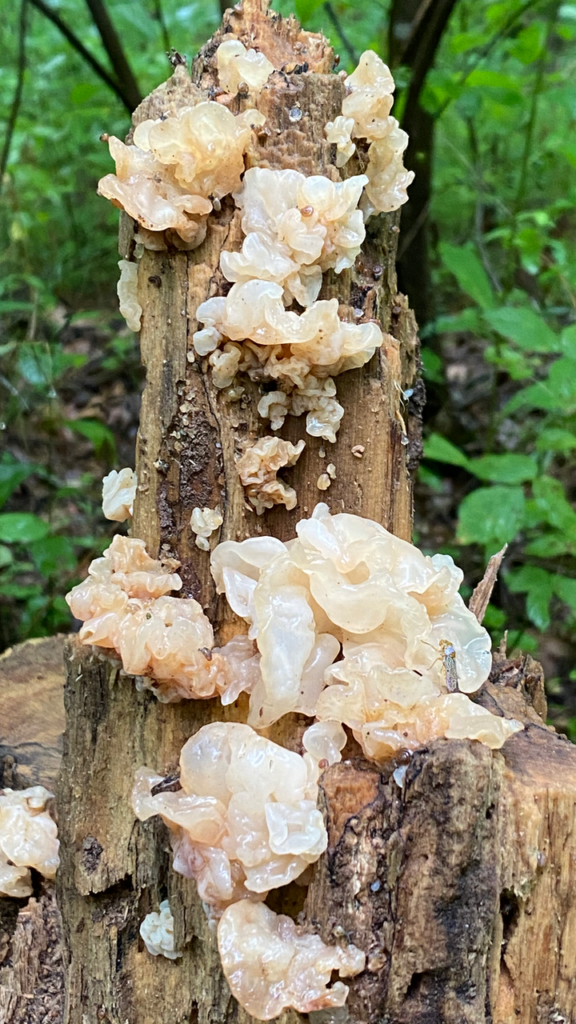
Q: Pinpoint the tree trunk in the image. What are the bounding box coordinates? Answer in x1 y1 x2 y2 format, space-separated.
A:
3 5 576 1024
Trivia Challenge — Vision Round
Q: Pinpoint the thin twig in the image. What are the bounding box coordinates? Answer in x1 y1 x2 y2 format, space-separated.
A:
152 0 171 54
513 2 560 216
27 0 130 110
324 2 359 66
84 0 142 111
469 545 508 624
0 0 28 198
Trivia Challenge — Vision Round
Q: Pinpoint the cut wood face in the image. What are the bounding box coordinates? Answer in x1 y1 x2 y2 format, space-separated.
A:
3 5 569 1024
0 636 66 791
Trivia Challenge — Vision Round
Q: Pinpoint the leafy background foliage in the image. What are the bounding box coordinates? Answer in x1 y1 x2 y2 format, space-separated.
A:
2 0 576 734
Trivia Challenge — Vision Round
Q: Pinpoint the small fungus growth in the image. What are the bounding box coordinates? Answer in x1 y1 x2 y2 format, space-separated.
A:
236 436 305 514
102 467 137 522
324 115 356 167
117 260 142 332
0 787 60 898
191 506 223 550
217 900 365 1020
220 168 368 305
216 39 274 95
341 50 414 216
194 280 385 443
132 720 345 913
98 102 265 248
140 899 183 959
66 535 260 703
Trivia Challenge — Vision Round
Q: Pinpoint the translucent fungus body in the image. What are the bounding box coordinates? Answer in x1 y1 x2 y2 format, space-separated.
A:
0 787 60 898
66 535 259 703
190 506 223 550
216 39 274 95
117 260 142 332
140 900 182 959
98 102 265 247
102 467 137 522
218 901 365 1020
236 436 305 514
132 721 345 912
210 503 522 749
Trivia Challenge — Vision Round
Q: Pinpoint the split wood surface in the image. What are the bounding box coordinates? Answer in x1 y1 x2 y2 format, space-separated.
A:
1 4 576 1023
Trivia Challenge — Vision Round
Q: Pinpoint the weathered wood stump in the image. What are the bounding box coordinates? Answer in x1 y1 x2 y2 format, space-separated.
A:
2 4 576 1024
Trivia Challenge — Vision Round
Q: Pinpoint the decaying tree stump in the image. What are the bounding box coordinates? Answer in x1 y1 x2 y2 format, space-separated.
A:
3 4 576 1024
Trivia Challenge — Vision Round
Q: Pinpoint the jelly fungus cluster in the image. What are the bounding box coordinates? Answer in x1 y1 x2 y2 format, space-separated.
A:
66 535 260 703
132 720 346 914
0 787 60 898
102 467 137 522
140 900 183 959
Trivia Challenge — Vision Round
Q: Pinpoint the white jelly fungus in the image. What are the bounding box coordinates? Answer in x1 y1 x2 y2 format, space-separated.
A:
140 899 183 959
98 102 265 248
236 436 305 514
66 535 260 703
210 503 522 748
218 900 365 1019
132 721 344 913
216 39 274 95
190 506 223 550
117 260 142 332
102 467 137 522
0 787 60 898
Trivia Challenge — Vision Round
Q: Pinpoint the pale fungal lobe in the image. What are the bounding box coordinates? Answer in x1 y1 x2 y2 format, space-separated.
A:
194 279 385 442
211 503 522 747
117 259 142 332
191 506 223 551
236 436 305 514
98 94 265 247
220 168 369 304
216 39 274 95
66 534 260 704
102 467 137 522
132 721 345 912
324 115 356 167
218 900 365 1020
340 50 414 216
0 787 60 898
140 899 183 959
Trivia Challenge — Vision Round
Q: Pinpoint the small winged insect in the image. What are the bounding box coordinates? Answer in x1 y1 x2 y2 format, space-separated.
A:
439 639 459 693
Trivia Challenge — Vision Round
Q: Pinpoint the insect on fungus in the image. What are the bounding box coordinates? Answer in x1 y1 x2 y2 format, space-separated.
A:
439 639 459 693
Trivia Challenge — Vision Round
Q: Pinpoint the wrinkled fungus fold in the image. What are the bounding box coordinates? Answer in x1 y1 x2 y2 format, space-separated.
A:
66 535 260 703
211 503 522 748
132 721 346 913
102 467 137 522
218 901 365 1020
0 787 60 898
140 899 183 958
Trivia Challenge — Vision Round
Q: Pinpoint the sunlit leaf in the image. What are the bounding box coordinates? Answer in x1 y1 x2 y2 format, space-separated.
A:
439 242 495 310
457 485 526 546
0 512 49 544
483 307 560 353
423 433 470 468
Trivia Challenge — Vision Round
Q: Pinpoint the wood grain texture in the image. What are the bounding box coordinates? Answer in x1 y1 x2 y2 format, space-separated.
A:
0 636 66 791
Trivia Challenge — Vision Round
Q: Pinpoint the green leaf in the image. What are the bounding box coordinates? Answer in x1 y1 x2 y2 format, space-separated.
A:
457 485 526 546
0 458 36 509
535 428 576 452
294 0 324 20
483 307 560 353
65 419 117 462
435 309 482 333
423 433 470 468
532 476 576 532
420 349 444 383
0 512 50 544
0 544 12 568
439 242 495 310
554 575 576 612
507 565 554 630
468 453 538 483
525 534 571 557
30 535 77 577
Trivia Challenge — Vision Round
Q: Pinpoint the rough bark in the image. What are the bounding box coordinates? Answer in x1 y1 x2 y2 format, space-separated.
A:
1 4 570 1024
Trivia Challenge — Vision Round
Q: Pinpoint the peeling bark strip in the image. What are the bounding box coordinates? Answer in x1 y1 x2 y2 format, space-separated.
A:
40 3 575 1024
